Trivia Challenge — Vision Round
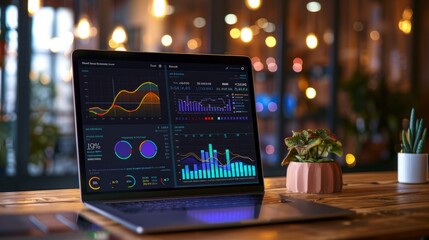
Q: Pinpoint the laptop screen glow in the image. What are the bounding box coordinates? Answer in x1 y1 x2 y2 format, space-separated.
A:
74 57 261 194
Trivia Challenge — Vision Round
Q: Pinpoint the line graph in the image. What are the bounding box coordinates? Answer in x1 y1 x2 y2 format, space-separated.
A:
178 149 255 166
88 82 161 117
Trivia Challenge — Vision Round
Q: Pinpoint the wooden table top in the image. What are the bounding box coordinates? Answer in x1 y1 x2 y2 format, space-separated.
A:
1 171 429 239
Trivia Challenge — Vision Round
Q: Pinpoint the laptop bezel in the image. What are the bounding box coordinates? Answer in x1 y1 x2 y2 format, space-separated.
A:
71 50 264 202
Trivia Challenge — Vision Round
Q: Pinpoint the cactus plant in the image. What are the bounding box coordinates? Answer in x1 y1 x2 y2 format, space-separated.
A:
401 108 427 154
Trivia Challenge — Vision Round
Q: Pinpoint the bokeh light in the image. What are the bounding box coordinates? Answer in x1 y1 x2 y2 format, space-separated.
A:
267 62 278 72
28 0 41 15
152 0 168 18
246 0 262 10
76 17 91 39
346 153 357 168
255 102 264 112
292 63 302 73
265 36 277 47
250 25 260 35
305 87 317 99
402 7 413 20
112 26 127 44
193 17 206 28
293 57 303 65
398 19 412 34
240 27 253 43
256 18 268 28
265 144 275 155
253 61 264 71
306 1 321 12
267 102 278 112
161 34 173 46
370 30 380 41
298 78 309 90
323 31 334 44
263 22 276 33
230 28 241 39
306 33 318 49
187 38 200 50
225 14 238 25
353 21 364 32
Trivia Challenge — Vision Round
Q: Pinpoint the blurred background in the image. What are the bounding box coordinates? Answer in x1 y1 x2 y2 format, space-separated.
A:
1 0 428 191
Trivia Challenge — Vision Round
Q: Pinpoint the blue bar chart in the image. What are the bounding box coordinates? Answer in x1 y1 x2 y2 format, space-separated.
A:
177 96 232 113
180 143 257 180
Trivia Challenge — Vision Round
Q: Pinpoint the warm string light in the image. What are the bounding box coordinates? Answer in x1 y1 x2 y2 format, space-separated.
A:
75 17 91 39
161 34 173 47
225 14 237 25
265 36 276 47
112 26 128 44
306 1 321 12
109 26 128 51
399 7 412 34
306 33 318 49
245 0 262 10
345 153 356 167
240 27 253 43
305 87 317 99
230 28 241 39
28 0 42 15
152 0 168 18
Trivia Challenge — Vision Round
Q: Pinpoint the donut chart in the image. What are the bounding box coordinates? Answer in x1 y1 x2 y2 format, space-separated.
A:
114 140 132 160
125 175 136 188
89 176 101 190
139 140 158 159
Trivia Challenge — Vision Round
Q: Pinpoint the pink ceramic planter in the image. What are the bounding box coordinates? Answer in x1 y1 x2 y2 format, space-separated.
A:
286 161 343 194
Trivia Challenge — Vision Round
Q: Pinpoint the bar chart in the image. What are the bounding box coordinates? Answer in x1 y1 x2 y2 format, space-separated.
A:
180 143 257 181
177 96 232 113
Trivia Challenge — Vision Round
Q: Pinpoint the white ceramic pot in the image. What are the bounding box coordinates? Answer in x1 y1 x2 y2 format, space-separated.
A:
397 153 428 184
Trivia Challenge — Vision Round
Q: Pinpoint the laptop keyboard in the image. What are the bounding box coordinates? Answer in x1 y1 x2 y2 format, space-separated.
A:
106 195 262 213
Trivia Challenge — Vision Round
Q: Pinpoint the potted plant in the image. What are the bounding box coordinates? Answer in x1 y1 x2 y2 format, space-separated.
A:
398 108 428 184
281 128 343 193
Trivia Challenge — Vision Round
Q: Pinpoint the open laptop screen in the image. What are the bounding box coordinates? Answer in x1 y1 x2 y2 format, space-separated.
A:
72 50 263 195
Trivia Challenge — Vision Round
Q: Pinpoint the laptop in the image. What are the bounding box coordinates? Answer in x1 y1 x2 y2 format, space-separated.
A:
71 50 353 234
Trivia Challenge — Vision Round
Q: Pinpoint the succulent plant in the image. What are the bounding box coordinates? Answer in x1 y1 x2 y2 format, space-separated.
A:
401 108 427 154
281 128 343 166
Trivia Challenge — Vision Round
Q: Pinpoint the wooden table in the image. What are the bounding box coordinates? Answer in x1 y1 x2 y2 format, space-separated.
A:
1 171 429 239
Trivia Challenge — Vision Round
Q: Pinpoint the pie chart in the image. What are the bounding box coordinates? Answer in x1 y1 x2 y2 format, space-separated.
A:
114 140 132 160
139 140 157 159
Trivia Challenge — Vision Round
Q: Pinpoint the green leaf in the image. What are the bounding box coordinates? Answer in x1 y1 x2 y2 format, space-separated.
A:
410 108 415 133
315 129 328 138
281 148 297 166
408 128 414 151
413 119 424 153
409 108 415 148
329 142 343 157
302 138 322 154
284 131 305 148
281 128 343 164
402 129 411 153
417 128 427 153
416 139 424 154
